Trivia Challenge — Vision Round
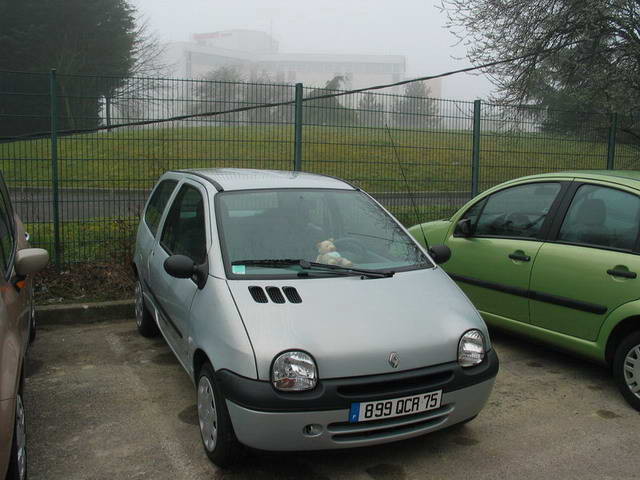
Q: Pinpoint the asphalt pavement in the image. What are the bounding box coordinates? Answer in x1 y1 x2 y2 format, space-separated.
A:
24 319 640 480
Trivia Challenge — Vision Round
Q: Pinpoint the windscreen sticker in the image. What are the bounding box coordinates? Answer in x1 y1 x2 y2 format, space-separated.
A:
232 265 246 275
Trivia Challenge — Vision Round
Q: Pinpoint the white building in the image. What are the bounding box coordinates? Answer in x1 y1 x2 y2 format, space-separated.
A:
164 29 441 97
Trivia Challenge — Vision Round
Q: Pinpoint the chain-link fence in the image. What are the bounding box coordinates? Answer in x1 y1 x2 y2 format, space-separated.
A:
1 70 639 267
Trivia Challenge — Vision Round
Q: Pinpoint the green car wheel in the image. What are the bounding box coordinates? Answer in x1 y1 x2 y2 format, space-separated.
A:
613 331 640 412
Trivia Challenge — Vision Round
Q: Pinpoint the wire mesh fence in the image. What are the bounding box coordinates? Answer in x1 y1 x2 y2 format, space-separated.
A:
1 70 639 267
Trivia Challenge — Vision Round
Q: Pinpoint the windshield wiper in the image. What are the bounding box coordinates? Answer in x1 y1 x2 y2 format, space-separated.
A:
298 260 394 279
232 259 301 267
231 259 394 279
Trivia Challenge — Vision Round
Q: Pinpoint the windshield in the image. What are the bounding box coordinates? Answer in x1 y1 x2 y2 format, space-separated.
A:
216 188 431 278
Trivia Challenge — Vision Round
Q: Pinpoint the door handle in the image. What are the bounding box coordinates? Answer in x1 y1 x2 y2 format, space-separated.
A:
509 252 530 262
607 268 637 279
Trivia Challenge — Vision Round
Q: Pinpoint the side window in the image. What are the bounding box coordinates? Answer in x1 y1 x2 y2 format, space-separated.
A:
558 184 640 250
0 187 15 275
0 173 16 275
160 185 207 263
144 180 178 236
473 183 561 239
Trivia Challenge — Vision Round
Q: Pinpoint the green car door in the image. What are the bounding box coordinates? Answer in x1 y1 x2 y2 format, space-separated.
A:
445 181 565 324
530 181 640 341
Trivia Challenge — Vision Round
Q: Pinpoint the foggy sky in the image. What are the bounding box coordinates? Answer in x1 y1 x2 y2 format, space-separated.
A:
129 0 494 100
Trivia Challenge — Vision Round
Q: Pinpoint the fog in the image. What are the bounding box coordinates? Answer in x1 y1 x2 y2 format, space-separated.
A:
129 0 494 101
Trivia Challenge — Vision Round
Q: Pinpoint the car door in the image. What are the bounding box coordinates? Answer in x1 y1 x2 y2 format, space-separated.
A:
0 175 28 399
147 180 209 364
444 181 565 324
530 181 640 341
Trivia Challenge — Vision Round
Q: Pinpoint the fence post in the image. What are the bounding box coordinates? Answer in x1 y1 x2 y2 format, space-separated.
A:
471 99 481 197
49 69 61 269
105 96 112 131
607 113 618 170
293 83 303 171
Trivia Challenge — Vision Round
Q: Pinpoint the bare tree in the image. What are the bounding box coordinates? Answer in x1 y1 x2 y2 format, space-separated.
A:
441 0 640 139
442 1 640 107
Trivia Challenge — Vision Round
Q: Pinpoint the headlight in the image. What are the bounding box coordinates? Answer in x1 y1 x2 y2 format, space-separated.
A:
271 351 317 391
458 329 486 368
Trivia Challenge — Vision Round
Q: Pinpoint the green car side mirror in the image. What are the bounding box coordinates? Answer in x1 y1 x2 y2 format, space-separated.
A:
455 218 472 237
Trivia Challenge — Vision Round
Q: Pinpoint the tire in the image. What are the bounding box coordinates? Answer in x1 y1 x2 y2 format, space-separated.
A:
197 362 243 467
6 392 27 480
135 280 159 338
613 330 640 411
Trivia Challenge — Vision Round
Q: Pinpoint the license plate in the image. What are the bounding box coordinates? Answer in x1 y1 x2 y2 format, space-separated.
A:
349 390 442 423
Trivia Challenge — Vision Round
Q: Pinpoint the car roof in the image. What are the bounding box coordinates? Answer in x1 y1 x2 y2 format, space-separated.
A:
172 168 355 192
500 170 640 189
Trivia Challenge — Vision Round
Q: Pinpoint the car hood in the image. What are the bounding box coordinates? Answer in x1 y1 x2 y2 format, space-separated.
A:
227 267 489 380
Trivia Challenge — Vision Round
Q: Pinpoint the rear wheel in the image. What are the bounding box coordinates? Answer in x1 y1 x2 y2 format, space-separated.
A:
197 363 242 467
613 331 640 411
6 392 27 480
135 280 159 338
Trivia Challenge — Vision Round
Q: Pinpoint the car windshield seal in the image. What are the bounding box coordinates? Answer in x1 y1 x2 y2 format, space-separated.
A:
232 258 395 278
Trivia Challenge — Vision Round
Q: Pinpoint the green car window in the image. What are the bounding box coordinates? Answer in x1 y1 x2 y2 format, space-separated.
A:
473 183 561 239
558 184 640 251
145 180 178 236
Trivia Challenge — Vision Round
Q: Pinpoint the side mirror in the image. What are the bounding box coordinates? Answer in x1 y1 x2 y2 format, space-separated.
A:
164 255 196 278
15 248 49 276
455 218 472 237
164 255 208 289
428 244 451 265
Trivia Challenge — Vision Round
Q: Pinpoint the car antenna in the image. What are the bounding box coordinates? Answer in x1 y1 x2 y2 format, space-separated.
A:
383 122 430 250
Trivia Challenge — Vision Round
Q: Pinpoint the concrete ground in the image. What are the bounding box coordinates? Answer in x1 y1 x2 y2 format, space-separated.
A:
25 319 640 480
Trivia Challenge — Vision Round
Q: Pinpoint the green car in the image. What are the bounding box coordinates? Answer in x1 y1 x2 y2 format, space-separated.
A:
409 170 640 411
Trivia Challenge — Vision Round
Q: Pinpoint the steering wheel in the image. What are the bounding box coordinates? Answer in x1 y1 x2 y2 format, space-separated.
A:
333 236 367 259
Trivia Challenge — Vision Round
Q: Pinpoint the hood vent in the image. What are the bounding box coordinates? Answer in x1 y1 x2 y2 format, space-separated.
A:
266 286 286 304
248 286 268 303
248 286 302 304
282 286 302 304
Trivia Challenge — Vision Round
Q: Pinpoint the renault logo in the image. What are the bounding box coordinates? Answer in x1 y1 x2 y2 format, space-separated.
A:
388 352 399 368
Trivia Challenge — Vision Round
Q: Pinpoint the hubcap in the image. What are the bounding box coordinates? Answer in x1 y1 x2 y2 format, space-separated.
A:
623 344 640 399
134 281 144 328
15 394 26 479
197 377 218 452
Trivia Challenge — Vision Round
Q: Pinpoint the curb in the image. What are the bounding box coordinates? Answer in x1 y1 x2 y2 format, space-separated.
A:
35 299 134 325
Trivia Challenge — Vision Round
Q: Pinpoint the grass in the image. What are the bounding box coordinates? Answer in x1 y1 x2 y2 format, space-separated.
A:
3 124 639 194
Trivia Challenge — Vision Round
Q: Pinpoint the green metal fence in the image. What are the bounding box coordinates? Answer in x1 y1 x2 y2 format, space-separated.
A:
1 70 639 268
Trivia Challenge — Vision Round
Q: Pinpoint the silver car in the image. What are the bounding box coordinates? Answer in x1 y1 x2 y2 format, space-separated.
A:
133 168 498 466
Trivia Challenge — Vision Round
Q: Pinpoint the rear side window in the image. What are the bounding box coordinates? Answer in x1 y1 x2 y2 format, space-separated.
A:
144 180 178 236
472 183 561 239
558 184 640 250
160 185 207 263
0 174 15 276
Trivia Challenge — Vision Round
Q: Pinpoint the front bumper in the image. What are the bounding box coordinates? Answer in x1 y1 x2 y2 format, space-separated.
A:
222 350 498 451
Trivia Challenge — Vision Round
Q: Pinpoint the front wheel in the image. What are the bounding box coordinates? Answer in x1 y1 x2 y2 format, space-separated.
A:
6 393 27 480
135 280 159 338
613 331 640 411
197 363 243 467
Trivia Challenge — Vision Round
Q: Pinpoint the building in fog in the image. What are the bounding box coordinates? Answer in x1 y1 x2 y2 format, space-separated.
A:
164 29 441 97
